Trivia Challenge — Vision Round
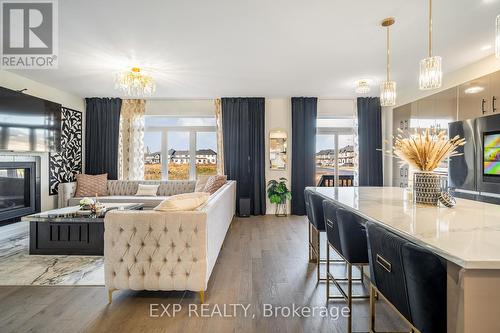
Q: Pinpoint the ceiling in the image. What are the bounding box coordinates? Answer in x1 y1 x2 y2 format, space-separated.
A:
8 0 500 98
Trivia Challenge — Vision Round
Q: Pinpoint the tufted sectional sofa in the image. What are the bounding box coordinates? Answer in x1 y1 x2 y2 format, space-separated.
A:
58 180 196 209
103 181 236 303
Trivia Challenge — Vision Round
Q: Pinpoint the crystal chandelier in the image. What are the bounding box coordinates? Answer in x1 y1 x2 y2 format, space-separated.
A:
380 18 396 107
496 15 500 59
355 79 371 94
115 67 156 97
419 0 442 90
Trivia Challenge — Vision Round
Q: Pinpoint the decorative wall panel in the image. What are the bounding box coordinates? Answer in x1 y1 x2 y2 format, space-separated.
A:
49 108 82 195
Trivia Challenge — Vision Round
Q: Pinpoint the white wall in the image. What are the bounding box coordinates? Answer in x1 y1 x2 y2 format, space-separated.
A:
146 99 215 116
0 70 85 211
265 98 292 214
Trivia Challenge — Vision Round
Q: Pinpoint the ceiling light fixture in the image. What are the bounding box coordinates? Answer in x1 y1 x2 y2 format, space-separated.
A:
115 67 156 97
464 86 485 94
380 17 396 107
419 0 442 90
496 15 500 58
355 79 371 94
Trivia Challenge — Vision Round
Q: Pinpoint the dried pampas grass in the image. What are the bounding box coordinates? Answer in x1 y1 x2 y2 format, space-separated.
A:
390 128 466 171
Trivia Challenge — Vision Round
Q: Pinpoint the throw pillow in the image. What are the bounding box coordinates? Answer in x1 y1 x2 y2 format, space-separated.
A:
203 175 227 194
154 192 210 212
74 174 108 197
195 175 211 192
135 184 159 196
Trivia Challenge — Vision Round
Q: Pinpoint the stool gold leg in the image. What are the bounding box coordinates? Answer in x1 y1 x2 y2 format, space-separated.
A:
199 291 205 304
108 289 114 304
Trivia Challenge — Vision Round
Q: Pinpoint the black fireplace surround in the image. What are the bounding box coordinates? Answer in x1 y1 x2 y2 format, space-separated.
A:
0 161 40 223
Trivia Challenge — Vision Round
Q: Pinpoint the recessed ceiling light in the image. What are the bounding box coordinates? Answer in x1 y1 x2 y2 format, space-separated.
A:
481 44 492 51
464 86 485 94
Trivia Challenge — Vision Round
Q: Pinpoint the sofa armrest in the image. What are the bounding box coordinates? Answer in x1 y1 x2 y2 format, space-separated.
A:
200 181 236 281
58 182 77 208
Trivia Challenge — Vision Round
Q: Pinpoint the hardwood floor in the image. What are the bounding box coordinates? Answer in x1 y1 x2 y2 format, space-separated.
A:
0 216 405 333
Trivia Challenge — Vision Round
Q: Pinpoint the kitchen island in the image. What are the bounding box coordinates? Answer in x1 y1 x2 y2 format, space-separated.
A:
309 186 500 333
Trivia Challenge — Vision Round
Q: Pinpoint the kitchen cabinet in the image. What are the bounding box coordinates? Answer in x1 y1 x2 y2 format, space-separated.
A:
489 70 500 115
458 75 492 120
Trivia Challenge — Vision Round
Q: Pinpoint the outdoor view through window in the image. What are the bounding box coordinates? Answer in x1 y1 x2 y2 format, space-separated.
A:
143 117 217 180
315 118 356 187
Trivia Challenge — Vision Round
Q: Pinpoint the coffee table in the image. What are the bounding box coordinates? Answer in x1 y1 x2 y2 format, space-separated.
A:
23 203 143 255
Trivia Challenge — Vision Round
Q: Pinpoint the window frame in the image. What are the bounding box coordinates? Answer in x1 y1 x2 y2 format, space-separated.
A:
145 119 216 181
316 116 355 186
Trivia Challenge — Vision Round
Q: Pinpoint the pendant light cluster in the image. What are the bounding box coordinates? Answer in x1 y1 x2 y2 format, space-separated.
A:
378 0 444 106
380 18 396 107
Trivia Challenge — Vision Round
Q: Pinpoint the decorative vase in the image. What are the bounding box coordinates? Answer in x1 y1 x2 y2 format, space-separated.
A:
413 171 442 205
275 200 287 217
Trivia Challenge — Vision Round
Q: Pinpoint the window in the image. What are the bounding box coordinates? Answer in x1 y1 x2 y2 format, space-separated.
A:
315 118 357 187
143 116 217 180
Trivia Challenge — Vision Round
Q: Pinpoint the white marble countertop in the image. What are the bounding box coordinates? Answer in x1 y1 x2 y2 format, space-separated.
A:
310 186 500 270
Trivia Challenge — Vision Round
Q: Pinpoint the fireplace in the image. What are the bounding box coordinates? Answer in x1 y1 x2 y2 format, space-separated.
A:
0 161 40 223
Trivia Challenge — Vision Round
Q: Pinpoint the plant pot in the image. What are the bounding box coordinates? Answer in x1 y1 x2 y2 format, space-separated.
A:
413 171 442 205
275 201 287 217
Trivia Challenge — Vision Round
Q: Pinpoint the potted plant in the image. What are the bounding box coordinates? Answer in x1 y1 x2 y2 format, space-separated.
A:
267 177 292 216
391 128 465 205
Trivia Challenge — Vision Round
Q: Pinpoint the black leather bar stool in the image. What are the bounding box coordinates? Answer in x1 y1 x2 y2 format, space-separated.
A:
334 207 370 333
323 200 365 303
306 189 328 281
366 222 447 333
304 189 315 262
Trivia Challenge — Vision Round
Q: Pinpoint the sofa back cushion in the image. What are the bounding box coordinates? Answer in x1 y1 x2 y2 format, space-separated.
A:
75 173 108 197
154 192 210 212
107 180 195 196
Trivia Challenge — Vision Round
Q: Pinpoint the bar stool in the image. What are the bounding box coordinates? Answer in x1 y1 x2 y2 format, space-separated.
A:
334 207 370 333
323 201 365 304
304 188 315 262
366 222 447 333
307 190 328 281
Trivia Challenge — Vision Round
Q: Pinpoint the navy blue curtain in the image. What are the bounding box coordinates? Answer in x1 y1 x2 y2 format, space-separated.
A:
357 97 383 186
85 98 122 180
222 97 266 215
291 97 317 215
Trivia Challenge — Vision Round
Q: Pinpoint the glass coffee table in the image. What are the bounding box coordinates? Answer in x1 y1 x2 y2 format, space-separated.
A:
23 203 143 255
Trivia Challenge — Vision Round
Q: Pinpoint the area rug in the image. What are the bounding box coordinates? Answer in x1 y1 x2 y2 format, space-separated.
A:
0 225 104 286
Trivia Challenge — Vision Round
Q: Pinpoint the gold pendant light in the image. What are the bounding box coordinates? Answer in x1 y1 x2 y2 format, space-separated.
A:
419 0 442 90
380 17 396 107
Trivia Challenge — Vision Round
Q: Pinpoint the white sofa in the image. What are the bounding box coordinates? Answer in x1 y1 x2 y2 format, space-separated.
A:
58 180 196 208
103 181 236 303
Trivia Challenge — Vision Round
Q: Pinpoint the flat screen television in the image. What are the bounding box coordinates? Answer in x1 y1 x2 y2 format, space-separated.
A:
0 86 61 152
484 131 500 177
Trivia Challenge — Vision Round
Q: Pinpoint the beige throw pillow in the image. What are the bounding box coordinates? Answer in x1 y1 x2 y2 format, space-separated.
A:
195 175 211 192
203 175 227 194
74 174 108 197
135 184 159 196
154 192 211 212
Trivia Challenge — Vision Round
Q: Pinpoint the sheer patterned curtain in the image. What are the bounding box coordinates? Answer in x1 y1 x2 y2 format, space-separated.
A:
119 99 146 180
215 98 225 175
